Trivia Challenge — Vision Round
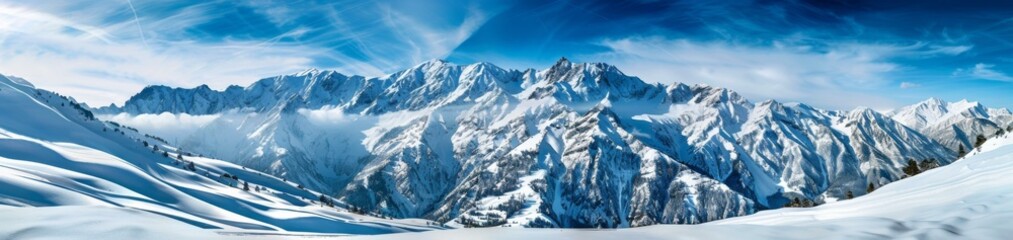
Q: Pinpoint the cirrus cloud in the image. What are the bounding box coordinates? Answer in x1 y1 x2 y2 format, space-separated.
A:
968 63 1013 82
0 1 498 107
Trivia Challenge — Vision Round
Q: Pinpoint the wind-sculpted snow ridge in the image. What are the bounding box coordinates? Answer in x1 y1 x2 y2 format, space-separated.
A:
96 58 1011 228
0 75 440 235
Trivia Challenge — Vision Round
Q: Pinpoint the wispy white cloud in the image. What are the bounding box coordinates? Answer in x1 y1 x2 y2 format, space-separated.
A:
0 1 496 107
925 44 973 56
0 4 112 42
125 0 148 48
320 2 492 75
966 63 1013 82
99 112 221 143
589 37 914 109
899 82 921 89
0 3 321 106
587 36 980 109
298 106 356 126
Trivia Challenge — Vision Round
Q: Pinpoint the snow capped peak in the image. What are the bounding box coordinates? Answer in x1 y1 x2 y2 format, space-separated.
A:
461 61 508 77
690 85 750 108
948 98 977 108
392 59 459 81
923 97 946 106
554 56 571 66
750 100 787 117
295 67 320 76
541 58 627 82
915 97 948 110
756 99 781 108
425 58 449 64
886 97 1011 154
465 61 498 70
0 74 35 88
951 98 972 104
850 106 875 113
782 101 813 111
416 58 453 69
543 58 576 81
890 97 993 128
847 106 887 121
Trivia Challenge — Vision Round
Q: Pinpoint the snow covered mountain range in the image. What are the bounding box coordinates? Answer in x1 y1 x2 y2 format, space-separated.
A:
0 74 439 236
93 58 1013 228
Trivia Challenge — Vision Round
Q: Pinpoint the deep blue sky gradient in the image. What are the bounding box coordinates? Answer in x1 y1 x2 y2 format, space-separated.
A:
1 0 1011 109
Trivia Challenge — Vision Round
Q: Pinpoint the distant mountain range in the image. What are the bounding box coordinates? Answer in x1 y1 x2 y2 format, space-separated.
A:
94 58 1013 228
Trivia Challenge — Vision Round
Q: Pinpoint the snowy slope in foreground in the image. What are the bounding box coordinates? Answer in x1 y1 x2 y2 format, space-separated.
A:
348 133 1013 239
0 75 437 236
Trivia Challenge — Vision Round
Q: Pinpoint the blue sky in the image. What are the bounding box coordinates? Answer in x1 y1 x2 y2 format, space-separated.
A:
0 0 1011 110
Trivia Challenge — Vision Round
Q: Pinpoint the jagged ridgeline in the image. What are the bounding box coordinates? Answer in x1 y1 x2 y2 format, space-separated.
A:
95 58 1013 228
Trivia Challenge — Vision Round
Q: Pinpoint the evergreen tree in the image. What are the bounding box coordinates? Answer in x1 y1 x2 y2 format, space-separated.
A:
162 151 169 158
919 159 940 172
142 141 149 147
902 159 920 177
153 145 159 152
243 181 250 191
846 190 854 199
802 199 813 207
187 161 196 171
867 183 876 193
176 153 183 160
975 134 988 148
958 145 967 158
